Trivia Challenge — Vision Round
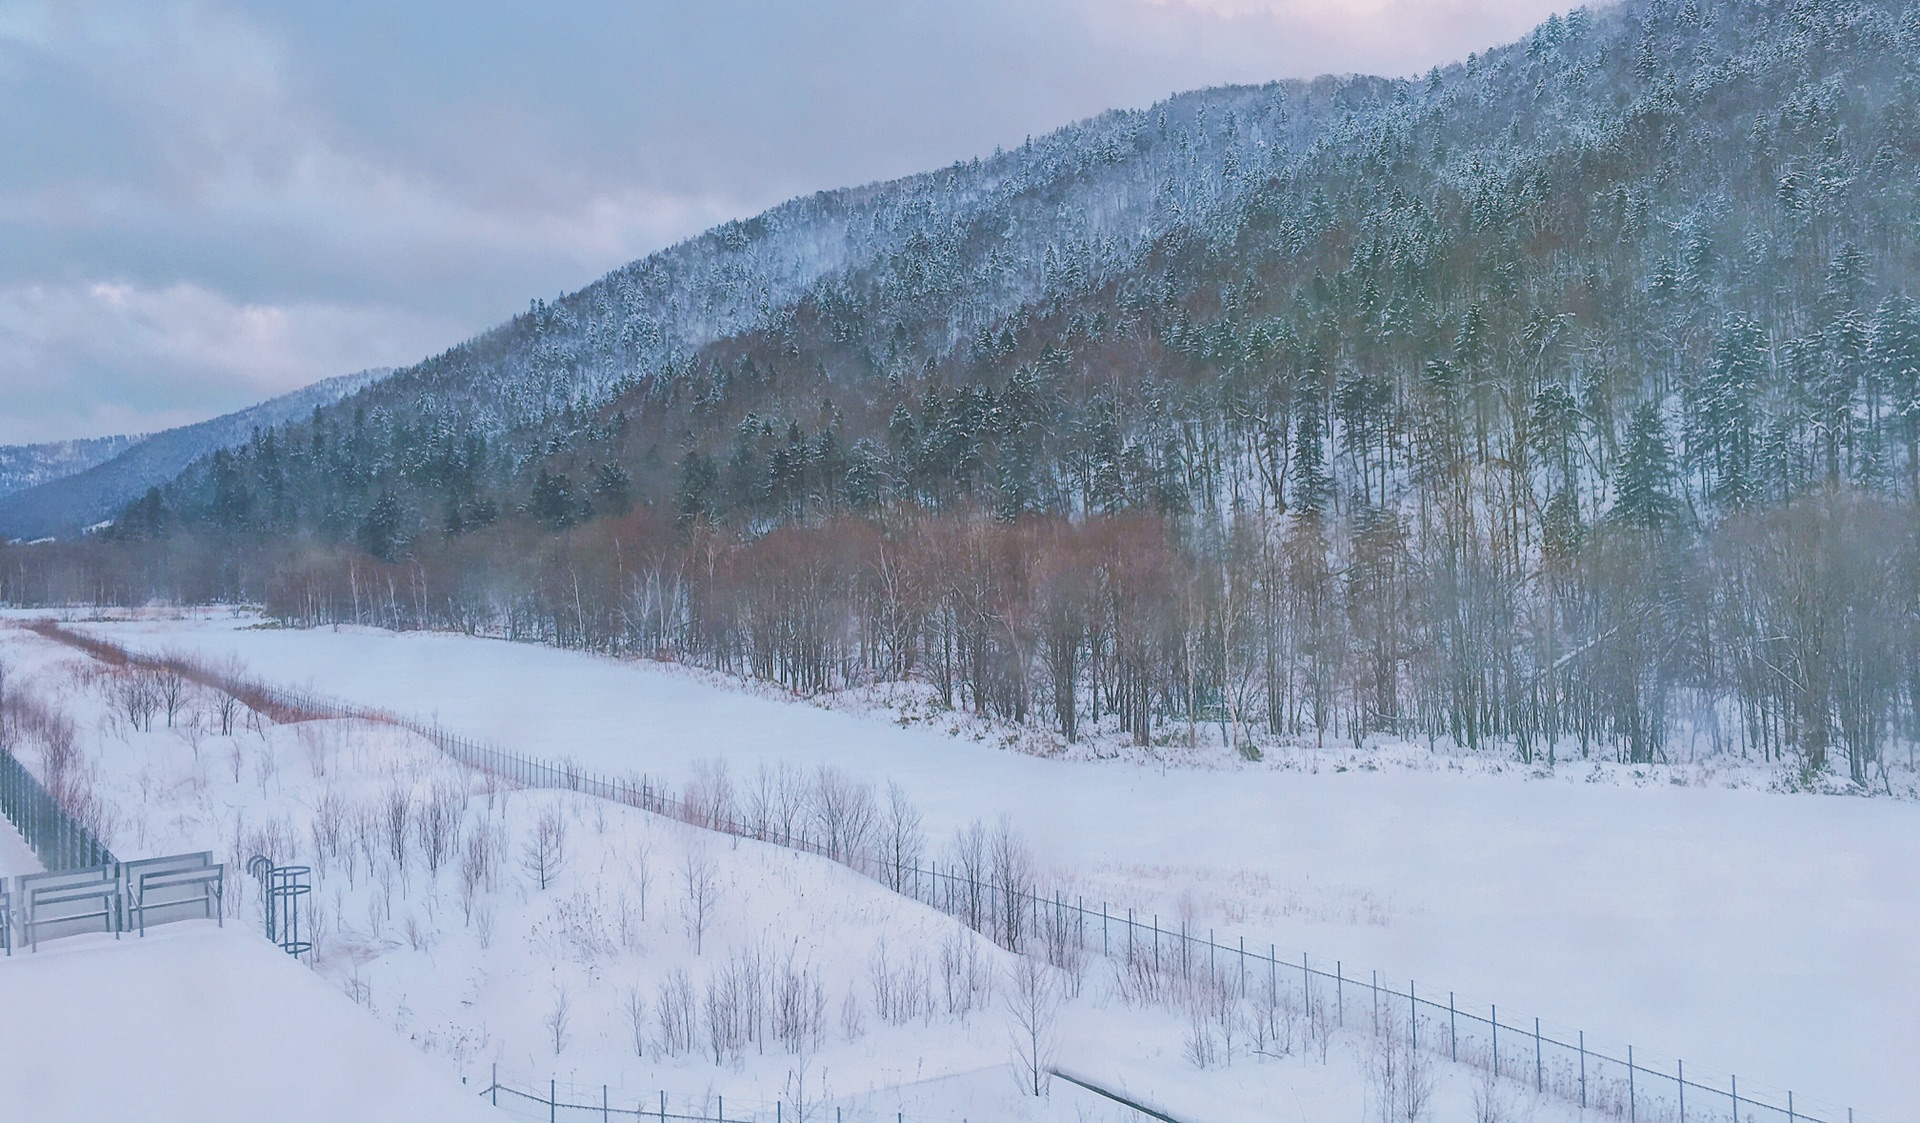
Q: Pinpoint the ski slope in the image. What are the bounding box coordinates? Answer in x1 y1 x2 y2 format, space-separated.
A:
64 613 1920 1120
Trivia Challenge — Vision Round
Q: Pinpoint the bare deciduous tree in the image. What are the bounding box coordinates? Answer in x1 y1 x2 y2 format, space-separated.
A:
810 765 876 863
655 968 697 1057
545 984 571 1055
989 815 1034 951
153 660 187 728
949 819 988 934
623 984 647 1058
681 845 720 954
522 806 567 891
1365 1016 1434 1123
383 785 412 872
414 782 463 879
879 780 923 891
1005 956 1060 1098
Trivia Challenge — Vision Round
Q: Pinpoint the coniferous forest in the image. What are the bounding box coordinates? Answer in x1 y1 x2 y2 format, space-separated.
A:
8 0 1920 785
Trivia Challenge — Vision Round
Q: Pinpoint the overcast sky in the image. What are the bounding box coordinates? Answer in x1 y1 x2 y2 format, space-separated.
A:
0 0 1568 445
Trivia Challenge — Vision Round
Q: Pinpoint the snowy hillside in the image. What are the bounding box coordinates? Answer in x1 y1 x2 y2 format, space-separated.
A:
0 435 141 501
0 368 388 541
342 78 1372 431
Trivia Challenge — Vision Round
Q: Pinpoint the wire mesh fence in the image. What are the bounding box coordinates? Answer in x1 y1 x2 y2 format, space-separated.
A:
36 623 1875 1123
0 737 117 871
478 1073 936 1123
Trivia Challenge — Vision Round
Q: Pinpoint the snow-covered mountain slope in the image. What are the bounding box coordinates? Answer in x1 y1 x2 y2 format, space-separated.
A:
0 368 386 541
362 78 1372 430
0 434 142 501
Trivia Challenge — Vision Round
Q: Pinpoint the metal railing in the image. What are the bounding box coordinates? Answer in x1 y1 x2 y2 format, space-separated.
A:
2 852 223 952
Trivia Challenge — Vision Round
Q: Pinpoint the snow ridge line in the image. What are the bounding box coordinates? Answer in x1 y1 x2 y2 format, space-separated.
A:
26 622 1880 1123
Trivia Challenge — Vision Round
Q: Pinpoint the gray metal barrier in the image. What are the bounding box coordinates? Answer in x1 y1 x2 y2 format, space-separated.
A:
3 852 227 953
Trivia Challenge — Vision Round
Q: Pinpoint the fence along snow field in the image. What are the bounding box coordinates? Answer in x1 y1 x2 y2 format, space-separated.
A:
480 1074 944 1123
41 623 1873 1123
0 645 224 952
0 733 115 872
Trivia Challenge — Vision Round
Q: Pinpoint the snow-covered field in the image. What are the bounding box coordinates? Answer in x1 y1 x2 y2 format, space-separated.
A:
2 611 1914 1121
2 617 1572 1123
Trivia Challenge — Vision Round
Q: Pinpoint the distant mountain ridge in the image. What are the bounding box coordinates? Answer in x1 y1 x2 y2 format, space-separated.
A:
0 370 387 541
0 435 143 500
141 0 1920 544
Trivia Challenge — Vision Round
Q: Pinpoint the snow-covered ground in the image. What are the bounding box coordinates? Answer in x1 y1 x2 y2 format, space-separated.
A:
3 617 1582 1123
0 923 498 1123
5 612 1914 1120
0 818 38 878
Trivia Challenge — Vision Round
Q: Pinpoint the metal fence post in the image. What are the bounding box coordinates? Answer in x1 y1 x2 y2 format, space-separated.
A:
1535 1017 1542 1092
1492 1005 1499 1079
1678 1059 1685 1123
1580 1031 1587 1108
1629 1045 1636 1123
1449 992 1456 1061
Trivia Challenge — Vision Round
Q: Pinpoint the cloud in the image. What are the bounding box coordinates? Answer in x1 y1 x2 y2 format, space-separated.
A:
0 281 462 444
0 0 1568 442
1071 0 1571 89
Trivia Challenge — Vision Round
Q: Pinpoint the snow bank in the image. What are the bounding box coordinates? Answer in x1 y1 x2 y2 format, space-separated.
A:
0 923 498 1122
0 819 38 878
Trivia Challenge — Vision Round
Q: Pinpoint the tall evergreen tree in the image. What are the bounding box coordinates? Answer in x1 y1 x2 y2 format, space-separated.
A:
1613 403 1681 529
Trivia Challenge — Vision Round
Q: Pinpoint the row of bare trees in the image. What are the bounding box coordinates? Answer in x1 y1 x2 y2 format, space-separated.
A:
5 487 1917 783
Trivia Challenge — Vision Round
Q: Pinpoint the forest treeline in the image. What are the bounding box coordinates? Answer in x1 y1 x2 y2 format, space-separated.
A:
6 0 1920 785
5 485 1914 787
